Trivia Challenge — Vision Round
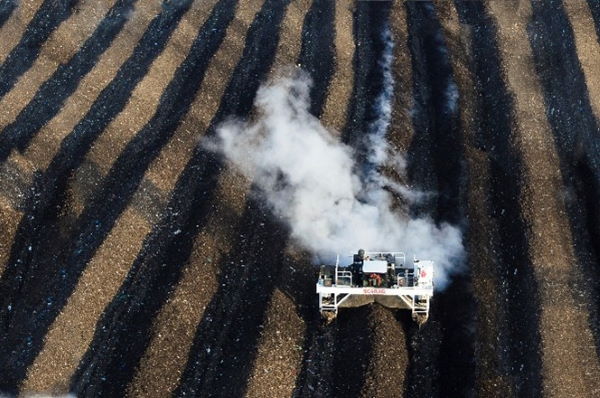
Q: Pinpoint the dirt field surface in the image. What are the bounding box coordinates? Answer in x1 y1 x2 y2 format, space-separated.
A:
1 0 600 397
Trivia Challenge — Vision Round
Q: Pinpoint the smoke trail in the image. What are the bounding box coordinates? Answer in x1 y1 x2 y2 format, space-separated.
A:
366 21 394 169
363 22 427 204
205 70 464 289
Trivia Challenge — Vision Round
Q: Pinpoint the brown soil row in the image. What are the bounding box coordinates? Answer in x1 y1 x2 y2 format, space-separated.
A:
0 195 21 277
245 288 306 398
357 1 415 394
360 306 409 398
388 0 414 154
321 0 354 133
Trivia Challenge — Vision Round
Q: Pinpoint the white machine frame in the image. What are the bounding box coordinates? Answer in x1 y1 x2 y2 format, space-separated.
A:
316 252 433 322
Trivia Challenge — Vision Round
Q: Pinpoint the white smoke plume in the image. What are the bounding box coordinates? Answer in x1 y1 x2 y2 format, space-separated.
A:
205 70 464 289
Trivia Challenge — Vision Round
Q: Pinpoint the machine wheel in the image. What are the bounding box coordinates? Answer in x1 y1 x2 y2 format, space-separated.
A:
321 311 337 324
413 313 428 327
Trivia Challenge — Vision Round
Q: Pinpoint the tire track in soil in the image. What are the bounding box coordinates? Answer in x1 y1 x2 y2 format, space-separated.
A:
0 0 44 64
0 0 17 30
0 0 118 130
403 2 474 397
0 0 77 99
0 0 137 155
436 1 513 395
527 0 600 391
453 1 543 396
66 1 290 396
490 1 600 396
0 2 194 393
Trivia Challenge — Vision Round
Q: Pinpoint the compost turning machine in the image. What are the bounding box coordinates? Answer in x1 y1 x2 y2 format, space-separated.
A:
316 250 434 324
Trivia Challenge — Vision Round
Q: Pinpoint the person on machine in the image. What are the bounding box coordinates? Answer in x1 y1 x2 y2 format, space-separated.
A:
351 249 366 286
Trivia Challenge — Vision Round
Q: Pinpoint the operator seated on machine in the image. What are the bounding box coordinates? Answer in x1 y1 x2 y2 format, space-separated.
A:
351 249 368 287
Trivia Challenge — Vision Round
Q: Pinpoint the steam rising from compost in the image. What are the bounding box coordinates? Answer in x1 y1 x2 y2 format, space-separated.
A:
206 70 464 289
